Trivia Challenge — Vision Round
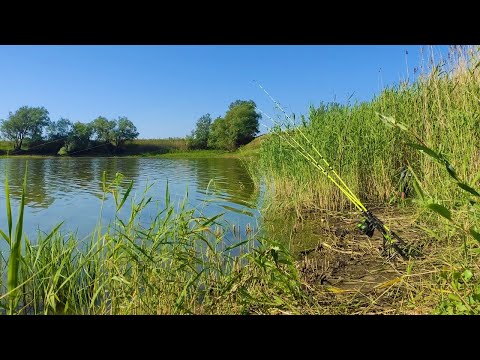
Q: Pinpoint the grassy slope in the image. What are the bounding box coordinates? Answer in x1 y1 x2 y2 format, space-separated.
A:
156 135 266 159
259 47 480 212
0 172 305 315
255 45 480 314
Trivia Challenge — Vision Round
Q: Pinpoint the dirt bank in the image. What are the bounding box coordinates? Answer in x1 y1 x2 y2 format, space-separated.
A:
287 206 436 314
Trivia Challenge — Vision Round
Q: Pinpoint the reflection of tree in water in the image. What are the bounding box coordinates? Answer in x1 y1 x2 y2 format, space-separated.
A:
90 158 141 200
0 157 254 219
0 158 141 207
46 158 95 196
194 158 258 209
2 159 54 209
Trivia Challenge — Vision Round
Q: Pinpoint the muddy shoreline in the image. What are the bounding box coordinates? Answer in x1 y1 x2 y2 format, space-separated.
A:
276 206 435 314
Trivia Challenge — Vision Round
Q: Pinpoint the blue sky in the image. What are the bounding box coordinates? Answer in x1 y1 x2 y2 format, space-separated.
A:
0 45 448 138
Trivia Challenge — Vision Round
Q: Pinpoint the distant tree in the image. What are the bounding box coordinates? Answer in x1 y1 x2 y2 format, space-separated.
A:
91 116 116 143
66 122 93 152
224 100 260 147
185 132 194 149
207 100 261 151
189 113 212 149
0 106 50 150
208 116 233 150
228 99 256 110
48 118 73 140
45 118 73 154
110 117 139 149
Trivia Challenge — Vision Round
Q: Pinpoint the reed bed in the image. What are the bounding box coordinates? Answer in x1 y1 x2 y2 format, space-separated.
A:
127 138 189 155
254 45 480 314
0 171 306 315
2 46 480 314
259 46 480 213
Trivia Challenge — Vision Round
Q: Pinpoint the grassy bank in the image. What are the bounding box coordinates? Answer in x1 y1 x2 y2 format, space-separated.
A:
254 45 480 314
0 138 189 157
2 166 477 314
0 171 306 315
154 136 265 159
4 166 456 315
0 137 263 159
259 46 480 213
122 138 188 155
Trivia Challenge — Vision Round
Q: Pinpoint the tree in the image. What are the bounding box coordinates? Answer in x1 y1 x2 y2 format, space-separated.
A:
224 100 260 147
44 118 73 154
0 106 50 150
207 100 261 151
91 116 116 143
189 113 211 149
110 117 139 149
48 118 73 140
228 99 256 110
66 122 93 152
208 117 232 150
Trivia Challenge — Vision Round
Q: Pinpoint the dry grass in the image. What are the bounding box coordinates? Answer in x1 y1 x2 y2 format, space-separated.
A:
268 206 471 314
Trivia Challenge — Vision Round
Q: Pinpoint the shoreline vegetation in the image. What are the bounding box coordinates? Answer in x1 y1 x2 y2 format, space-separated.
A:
0 134 266 159
255 45 480 314
2 45 480 314
0 100 262 158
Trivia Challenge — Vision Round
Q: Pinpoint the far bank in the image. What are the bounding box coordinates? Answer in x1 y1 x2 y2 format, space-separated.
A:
0 135 265 159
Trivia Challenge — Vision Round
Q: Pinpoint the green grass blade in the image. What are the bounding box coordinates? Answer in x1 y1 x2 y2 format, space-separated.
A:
117 180 133 211
469 228 480 243
101 170 107 192
0 229 9 244
5 171 12 245
445 162 458 181
7 162 27 313
223 239 251 252
426 203 452 222
201 213 225 227
457 182 480 198
165 180 170 209
407 143 441 162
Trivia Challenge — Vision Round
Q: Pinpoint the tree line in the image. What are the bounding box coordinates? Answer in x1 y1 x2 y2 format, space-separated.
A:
187 100 261 151
0 106 139 154
0 100 261 155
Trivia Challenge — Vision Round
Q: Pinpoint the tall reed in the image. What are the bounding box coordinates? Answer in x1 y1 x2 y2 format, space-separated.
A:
255 45 480 314
259 46 480 213
0 167 305 314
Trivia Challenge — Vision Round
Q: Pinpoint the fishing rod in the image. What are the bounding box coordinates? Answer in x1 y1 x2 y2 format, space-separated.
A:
256 82 421 260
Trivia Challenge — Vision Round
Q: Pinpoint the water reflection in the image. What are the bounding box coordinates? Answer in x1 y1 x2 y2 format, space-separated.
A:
1 160 54 209
193 158 257 209
0 157 260 241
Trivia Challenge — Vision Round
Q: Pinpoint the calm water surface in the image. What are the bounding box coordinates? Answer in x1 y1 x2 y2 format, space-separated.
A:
0 157 261 249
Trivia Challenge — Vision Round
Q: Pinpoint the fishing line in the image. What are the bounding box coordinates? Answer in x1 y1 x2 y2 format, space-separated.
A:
255 81 422 259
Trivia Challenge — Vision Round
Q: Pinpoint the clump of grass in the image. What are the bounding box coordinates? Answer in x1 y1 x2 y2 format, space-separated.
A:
377 113 480 314
0 164 27 314
253 45 480 314
125 138 188 155
259 46 480 214
0 166 308 315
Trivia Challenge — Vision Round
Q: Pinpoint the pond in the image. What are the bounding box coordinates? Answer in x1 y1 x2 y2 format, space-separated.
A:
0 157 261 250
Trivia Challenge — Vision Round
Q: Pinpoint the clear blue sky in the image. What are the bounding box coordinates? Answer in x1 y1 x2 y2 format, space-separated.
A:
0 45 448 138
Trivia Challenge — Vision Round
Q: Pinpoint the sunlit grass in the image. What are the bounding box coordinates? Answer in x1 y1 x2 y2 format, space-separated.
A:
0 168 306 315
254 45 480 314
259 46 480 214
